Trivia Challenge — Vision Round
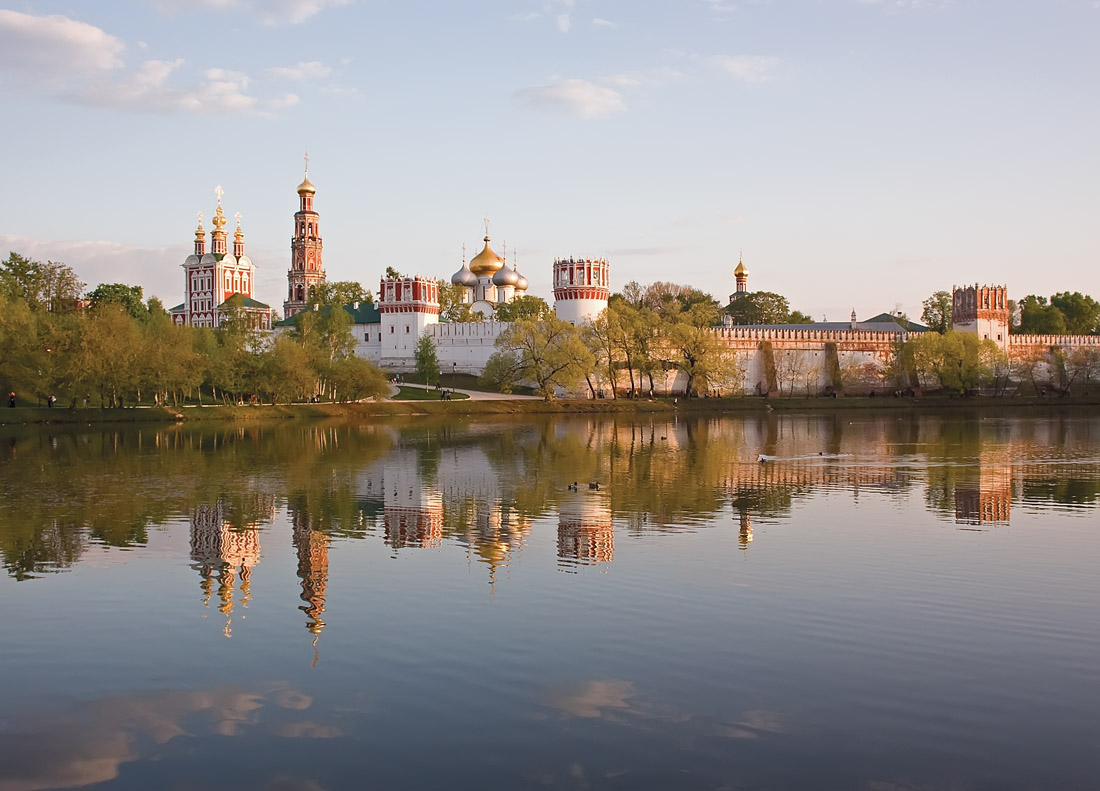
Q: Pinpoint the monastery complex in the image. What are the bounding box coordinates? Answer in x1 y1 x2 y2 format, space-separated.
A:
169 169 1100 396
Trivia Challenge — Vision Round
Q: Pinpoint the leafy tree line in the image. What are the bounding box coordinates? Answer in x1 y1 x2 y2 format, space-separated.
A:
480 280 746 399
1 252 388 407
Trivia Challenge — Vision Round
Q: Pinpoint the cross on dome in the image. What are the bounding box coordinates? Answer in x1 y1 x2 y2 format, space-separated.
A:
214 184 224 206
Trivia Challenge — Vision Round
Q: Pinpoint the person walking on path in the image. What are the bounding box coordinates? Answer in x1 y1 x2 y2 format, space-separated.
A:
8 392 14 408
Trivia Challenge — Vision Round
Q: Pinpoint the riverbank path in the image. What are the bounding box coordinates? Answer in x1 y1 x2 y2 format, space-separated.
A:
390 382 543 401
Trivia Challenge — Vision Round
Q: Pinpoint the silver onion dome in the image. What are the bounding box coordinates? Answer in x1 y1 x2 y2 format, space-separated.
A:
492 264 520 287
514 270 529 291
451 264 478 288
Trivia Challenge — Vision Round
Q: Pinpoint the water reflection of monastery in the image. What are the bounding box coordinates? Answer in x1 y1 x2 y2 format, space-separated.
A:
356 438 542 584
188 497 273 638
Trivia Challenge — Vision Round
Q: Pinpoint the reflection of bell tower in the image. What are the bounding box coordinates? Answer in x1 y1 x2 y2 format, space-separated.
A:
291 508 329 657
557 492 614 570
284 154 325 318
189 502 261 639
737 509 753 550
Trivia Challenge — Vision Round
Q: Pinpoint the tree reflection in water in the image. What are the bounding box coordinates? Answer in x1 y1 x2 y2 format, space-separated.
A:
2 411 1099 585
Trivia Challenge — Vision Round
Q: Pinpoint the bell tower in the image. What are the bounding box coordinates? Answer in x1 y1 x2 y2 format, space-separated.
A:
284 153 326 318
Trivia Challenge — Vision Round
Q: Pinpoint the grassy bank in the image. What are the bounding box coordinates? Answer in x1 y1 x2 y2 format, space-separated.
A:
3 393 1099 426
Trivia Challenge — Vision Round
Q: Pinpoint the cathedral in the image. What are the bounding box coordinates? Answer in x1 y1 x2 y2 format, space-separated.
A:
170 186 273 330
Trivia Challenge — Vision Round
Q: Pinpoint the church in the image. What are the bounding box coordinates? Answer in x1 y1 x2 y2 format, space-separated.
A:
170 186 273 330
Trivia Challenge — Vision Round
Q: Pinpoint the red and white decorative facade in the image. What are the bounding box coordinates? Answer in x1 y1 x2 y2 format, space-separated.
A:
552 256 610 324
284 166 325 318
952 283 1010 352
377 275 441 369
170 187 272 330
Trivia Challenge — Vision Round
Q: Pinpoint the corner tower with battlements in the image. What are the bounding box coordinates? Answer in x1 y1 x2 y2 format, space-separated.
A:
952 283 1009 352
553 256 610 324
378 275 440 370
284 157 325 318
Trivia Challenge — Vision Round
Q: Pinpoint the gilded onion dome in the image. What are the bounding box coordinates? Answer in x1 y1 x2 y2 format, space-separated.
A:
492 263 520 287
734 257 747 276
297 176 316 196
451 262 478 288
469 236 504 277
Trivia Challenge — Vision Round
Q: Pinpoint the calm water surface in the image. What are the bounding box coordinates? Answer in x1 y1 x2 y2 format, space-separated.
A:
1 410 1098 791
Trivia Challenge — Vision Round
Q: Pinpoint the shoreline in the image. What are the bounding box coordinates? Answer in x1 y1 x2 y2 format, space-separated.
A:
3 394 1099 425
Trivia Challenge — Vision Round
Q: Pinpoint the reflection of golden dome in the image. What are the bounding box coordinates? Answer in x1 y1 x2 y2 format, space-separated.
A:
297 176 316 195
469 236 504 276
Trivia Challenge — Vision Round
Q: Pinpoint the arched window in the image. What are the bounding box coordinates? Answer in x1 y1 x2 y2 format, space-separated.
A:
296 284 305 302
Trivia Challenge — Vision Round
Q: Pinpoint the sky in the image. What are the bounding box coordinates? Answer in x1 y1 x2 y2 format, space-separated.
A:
1 0 1097 321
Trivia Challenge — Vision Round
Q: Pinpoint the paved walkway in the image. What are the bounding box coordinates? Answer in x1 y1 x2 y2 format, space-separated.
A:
391 382 543 401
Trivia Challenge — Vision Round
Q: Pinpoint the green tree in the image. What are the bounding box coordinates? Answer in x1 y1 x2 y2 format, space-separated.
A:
788 310 815 324
257 335 316 404
309 280 372 306
494 295 550 322
921 291 953 334
910 330 995 394
1 252 84 312
480 316 595 400
326 354 389 402
85 283 148 320
437 280 484 323
725 291 791 325
1049 292 1100 335
414 332 441 384
1018 295 1067 334
385 267 403 280
662 302 743 396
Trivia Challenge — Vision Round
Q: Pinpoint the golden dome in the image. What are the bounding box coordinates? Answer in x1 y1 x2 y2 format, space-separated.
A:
297 176 316 195
469 236 504 276
734 258 747 276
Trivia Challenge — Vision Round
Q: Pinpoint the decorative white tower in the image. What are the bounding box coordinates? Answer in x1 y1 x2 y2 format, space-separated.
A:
553 256 610 324
285 154 326 318
952 284 1010 352
378 275 441 371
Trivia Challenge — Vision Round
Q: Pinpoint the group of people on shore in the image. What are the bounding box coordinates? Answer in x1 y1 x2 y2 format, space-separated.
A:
8 392 59 408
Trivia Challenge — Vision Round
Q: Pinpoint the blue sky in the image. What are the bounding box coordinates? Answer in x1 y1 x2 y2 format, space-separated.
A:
1 0 1097 321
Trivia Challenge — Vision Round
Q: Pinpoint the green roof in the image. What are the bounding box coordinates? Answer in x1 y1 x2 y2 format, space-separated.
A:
274 301 381 328
169 303 185 312
219 293 271 310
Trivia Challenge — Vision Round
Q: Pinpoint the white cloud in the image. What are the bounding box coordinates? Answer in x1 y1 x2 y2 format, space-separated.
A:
592 17 616 28
0 10 307 116
709 54 780 83
268 93 301 109
556 13 572 32
518 78 626 120
265 61 333 81
146 0 350 25
0 10 124 84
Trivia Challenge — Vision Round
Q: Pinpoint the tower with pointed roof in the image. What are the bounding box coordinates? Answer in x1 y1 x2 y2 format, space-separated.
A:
728 253 749 305
284 156 326 318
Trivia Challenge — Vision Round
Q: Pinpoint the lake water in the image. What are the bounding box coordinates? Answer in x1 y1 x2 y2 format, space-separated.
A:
1 410 1098 791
